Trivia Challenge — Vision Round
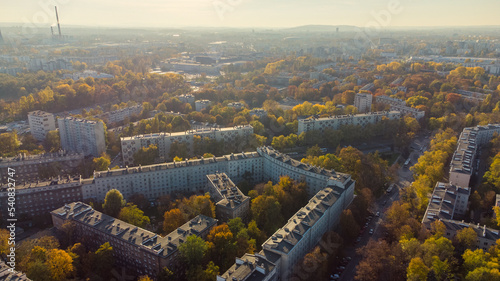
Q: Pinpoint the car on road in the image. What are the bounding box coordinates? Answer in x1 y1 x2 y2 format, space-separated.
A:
382 200 387 205
376 212 380 217
369 229 374 235
330 274 340 280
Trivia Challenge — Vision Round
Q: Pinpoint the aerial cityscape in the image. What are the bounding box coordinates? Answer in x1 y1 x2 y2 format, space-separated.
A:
0 1 500 281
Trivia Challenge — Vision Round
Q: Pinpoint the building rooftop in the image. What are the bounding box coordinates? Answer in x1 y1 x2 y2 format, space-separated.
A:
375 95 406 105
449 128 478 176
51 202 217 259
28 110 53 117
58 116 100 125
0 175 84 193
0 151 84 167
441 219 500 242
94 151 260 179
120 125 253 142
262 187 341 254
219 252 277 281
207 173 249 210
299 111 400 122
422 182 470 226
258 146 352 183
0 261 31 280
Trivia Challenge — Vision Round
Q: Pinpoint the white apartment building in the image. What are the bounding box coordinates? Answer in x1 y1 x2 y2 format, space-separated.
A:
375 95 406 107
86 151 264 202
120 125 254 165
195 100 210 112
28 110 56 141
85 146 354 202
98 105 143 124
450 124 500 187
58 117 106 157
298 111 401 135
354 93 372 113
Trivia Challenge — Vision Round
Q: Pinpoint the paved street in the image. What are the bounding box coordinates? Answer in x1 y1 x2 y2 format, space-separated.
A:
336 135 431 281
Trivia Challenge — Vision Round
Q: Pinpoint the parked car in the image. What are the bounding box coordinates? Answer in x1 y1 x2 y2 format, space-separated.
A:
369 229 374 235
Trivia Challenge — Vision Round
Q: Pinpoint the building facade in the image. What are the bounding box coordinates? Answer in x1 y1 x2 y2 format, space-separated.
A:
177 94 195 104
375 95 425 120
28 111 56 141
195 100 210 112
354 93 372 113
98 105 143 124
58 117 106 157
120 125 254 166
207 173 250 222
51 202 217 279
0 151 84 183
298 111 401 135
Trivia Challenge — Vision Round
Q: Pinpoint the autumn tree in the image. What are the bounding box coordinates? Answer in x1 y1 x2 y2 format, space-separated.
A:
163 208 187 234
92 153 111 171
179 235 208 267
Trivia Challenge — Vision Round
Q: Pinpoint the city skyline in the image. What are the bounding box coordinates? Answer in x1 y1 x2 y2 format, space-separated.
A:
1 0 500 29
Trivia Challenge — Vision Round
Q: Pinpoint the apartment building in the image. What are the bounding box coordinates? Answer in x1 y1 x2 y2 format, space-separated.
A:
0 151 84 183
51 202 217 278
58 117 106 157
27 111 56 141
227 102 245 110
297 111 401 135
440 220 500 251
98 105 143 124
207 173 250 222
250 109 268 119
354 93 372 113
177 94 195 104
220 184 355 281
375 95 425 120
421 182 470 226
8 147 354 223
449 124 500 187
120 125 254 166
0 176 86 220
195 100 210 112
87 151 263 202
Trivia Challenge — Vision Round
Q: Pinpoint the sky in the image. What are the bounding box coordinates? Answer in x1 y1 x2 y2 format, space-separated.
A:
1 0 500 29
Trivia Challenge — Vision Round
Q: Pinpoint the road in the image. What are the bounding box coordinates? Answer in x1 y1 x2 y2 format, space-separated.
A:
337 135 430 281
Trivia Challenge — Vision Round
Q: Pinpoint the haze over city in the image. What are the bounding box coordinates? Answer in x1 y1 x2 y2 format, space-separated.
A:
1 0 500 28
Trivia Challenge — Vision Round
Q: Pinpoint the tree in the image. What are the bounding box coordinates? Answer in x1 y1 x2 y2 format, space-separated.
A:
43 130 61 152
251 195 283 235
228 217 245 236
407 257 429 281
163 208 187 234
103 189 125 217
134 144 159 166
455 227 478 251
306 145 322 157
179 235 208 266
138 276 153 281
93 154 111 171
94 242 114 278
340 209 360 243
119 203 150 228
0 229 9 255
0 132 20 155
207 224 236 270
46 249 74 281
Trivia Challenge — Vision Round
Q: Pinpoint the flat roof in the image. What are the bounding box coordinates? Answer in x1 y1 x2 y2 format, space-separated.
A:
120 125 253 142
51 202 217 259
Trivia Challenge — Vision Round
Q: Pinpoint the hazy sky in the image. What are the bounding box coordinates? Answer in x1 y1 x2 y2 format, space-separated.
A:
1 0 499 28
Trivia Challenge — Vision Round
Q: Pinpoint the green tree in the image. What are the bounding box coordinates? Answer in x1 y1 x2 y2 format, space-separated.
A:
118 203 150 228
179 235 208 266
134 144 159 166
0 132 20 155
103 189 125 217
94 242 114 278
92 153 111 171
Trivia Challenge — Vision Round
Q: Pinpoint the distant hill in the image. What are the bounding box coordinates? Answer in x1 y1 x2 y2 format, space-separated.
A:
281 25 360 33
